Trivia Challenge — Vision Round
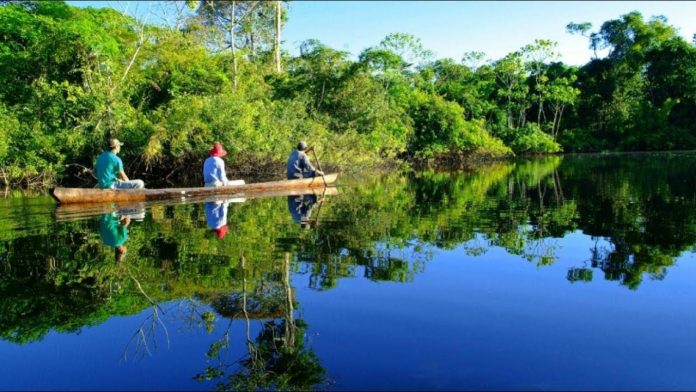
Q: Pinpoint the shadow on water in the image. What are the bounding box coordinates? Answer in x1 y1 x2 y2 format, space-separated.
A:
0 152 695 389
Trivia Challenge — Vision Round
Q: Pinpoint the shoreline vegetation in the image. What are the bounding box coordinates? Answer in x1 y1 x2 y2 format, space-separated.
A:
1 1 695 190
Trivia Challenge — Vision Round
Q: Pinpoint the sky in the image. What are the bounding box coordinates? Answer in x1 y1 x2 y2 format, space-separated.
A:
67 1 696 66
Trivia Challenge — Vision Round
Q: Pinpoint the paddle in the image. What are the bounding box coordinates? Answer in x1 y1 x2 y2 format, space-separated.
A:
307 146 327 186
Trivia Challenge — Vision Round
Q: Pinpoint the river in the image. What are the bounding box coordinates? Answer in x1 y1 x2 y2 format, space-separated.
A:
1 152 695 390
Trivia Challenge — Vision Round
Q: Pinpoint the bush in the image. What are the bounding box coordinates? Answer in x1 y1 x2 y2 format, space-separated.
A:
406 90 510 159
508 123 561 154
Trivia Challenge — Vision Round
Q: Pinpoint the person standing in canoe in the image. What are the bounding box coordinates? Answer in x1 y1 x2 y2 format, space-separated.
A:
95 138 145 189
286 141 324 180
203 142 231 187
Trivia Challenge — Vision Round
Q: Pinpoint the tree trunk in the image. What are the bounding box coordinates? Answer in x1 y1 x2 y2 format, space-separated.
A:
551 106 560 140
249 32 255 59
231 1 238 90
275 1 282 73
556 105 566 139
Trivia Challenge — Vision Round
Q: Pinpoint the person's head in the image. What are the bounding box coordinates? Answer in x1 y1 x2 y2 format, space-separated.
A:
209 142 228 158
115 245 127 262
109 138 124 154
297 141 308 152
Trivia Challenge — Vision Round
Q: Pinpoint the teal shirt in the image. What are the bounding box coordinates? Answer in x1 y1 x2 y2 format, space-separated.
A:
99 213 128 248
95 151 123 189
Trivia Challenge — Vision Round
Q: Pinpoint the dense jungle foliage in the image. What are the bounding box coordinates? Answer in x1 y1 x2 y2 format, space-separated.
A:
1 1 695 187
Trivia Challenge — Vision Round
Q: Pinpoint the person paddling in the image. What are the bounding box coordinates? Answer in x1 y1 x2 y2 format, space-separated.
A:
203 142 231 187
286 141 325 180
95 138 145 189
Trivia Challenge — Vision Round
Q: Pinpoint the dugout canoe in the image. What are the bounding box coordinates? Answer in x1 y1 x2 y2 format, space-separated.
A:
54 186 339 221
50 173 338 204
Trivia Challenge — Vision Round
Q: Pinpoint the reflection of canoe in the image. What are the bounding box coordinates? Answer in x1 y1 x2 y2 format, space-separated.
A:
54 186 339 222
50 173 338 204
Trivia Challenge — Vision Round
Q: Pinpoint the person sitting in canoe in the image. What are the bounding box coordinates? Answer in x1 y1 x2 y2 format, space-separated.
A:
203 142 231 187
95 138 145 189
286 141 325 180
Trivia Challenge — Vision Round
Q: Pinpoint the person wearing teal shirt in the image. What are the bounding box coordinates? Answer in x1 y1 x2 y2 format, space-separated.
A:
99 213 130 262
95 138 145 189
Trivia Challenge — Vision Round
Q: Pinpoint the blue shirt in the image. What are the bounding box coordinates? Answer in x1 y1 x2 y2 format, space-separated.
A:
95 151 123 189
205 201 228 229
286 150 316 179
203 156 229 186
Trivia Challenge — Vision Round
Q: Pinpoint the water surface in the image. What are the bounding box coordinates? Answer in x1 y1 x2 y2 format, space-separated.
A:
1 153 696 390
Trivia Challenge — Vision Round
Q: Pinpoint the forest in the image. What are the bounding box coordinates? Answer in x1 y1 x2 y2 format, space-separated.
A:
1 1 695 187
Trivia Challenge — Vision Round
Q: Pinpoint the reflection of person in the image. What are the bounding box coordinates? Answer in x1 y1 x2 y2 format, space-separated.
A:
95 138 145 189
287 194 318 229
286 141 324 180
203 143 231 187
99 212 130 262
205 200 229 239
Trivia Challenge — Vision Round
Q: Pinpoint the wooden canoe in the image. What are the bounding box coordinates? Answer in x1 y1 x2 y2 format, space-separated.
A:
54 186 339 222
50 173 338 204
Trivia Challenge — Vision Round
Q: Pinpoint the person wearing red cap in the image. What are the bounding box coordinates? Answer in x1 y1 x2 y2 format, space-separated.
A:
203 142 230 187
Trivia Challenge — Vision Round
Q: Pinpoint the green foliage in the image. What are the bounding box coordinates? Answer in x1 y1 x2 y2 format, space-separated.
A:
0 3 694 186
406 90 510 159
1 153 695 347
507 123 562 154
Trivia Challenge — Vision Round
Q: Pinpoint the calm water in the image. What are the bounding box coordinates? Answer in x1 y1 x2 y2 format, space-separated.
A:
1 153 696 390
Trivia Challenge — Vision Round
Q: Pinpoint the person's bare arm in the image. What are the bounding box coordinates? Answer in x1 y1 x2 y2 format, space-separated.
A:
118 171 129 181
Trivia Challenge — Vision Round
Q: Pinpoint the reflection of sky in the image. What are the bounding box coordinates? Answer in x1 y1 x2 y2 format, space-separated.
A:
1 219 696 389
293 231 696 390
0 300 246 390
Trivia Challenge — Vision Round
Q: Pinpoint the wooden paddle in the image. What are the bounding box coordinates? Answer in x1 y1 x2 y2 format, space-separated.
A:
307 146 327 186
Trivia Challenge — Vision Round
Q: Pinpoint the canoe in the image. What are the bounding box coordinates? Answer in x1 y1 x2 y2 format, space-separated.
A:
54 186 339 222
50 173 338 204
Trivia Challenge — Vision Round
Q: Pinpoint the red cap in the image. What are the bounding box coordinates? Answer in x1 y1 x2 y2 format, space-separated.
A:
209 143 228 157
213 225 229 239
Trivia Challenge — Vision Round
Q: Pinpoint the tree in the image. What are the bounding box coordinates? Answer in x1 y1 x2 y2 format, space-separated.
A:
521 39 560 126
377 33 433 72
493 52 528 130
193 0 273 89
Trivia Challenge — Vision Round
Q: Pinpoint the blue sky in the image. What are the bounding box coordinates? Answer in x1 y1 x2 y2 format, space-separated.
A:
67 1 696 65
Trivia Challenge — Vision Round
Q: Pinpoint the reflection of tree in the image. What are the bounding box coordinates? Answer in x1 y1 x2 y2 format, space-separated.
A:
195 253 327 391
1 153 696 347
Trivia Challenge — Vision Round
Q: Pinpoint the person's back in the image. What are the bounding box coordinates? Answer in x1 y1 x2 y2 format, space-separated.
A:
286 141 323 179
95 150 123 189
286 150 306 179
94 138 145 189
203 143 230 187
203 156 226 185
